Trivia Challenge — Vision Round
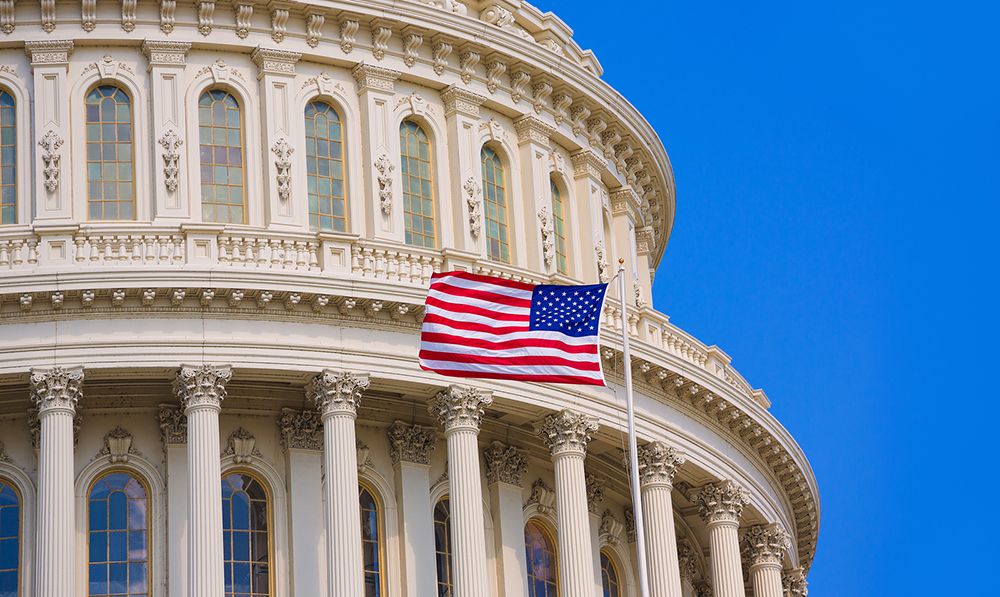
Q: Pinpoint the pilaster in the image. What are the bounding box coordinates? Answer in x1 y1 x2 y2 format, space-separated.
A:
352 63 402 241
484 441 530 597
142 41 192 222
25 41 73 225
158 404 188 597
387 421 438 597
513 115 556 275
278 408 326 597
570 149 608 283
441 86 487 253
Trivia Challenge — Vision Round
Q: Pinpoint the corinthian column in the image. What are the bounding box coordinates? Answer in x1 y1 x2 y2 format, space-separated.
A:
536 409 599 597
31 366 84 597
742 524 791 597
638 441 686 597
689 481 751 597
782 567 808 597
174 364 232 597
308 370 370 597
428 385 493 597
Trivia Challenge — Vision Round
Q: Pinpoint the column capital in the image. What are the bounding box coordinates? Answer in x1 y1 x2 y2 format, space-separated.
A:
307 370 369 418
157 404 187 445
741 523 790 567
24 40 74 65
351 62 400 94
637 441 685 487
483 441 528 486
688 480 749 525
173 364 232 412
570 149 605 180
676 537 699 582
141 40 192 68
441 85 486 117
277 408 323 451
513 115 554 146
536 409 598 457
251 46 301 76
30 365 84 415
782 567 808 597
428 385 493 432
585 473 606 514
387 421 437 465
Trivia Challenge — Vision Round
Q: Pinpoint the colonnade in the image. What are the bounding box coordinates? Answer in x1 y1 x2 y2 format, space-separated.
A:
27 365 806 597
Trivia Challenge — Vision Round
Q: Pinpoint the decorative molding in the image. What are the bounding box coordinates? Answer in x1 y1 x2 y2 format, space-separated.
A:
223 427 261 464
277 408 323 451
677 537 699 581
375 152 395 215
571 104 592 137
24 40 74 65
538 206 554 267
121 0 138 32
30 366 84 414
339 18 359 54
463 177 483 237
741 523 790 567
402 27 424 67
158 130 183 192
396 92 431 117
158 404 187 445
513 116 553 146
594 240 610 283
509 69 531 103
440 86 484 117
233 1 254 39
370 19 393 60
783 567 808 597
27 408 83 448
532 80 553 114
525 479 555 515
431 35 453 75
0 0 14 34
599 510 624 546
98 426 139 463
305 10 325 47
479 118 506 143
302 73 345 97
536 409 598 456
484 55 507 94
481 4 533 41
483 441 528 486
357 440 372 472
270 2 290 43
198 1 216 35
416 0 467 14
41 0 56 32
271 138 294 202
458 45 480 84
159 0 177 33
387 421 437 465
585 473 606 513
352 63 399 94
307 369 369 417
637 441 685 487
552 91 573 125
570 149 603 179
173 364 232 410
142 40 191 66
251 48 301 75
688 480 750 525
38 131 64 193
428 385 492 432
82 0 97 32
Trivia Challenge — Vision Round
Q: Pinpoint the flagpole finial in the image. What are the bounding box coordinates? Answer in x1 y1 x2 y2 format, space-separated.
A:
618 258 625 265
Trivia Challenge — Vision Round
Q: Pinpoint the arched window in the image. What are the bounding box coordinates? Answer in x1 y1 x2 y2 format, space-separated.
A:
199 90 246 224
0 479 20 597
359 484 383 597
85 85 135 220
0 90 15 225
480 146 510 263
524 520 558 597
600 550 621 597
433 498 453 596
87 472 149 597
550 178 568 275
400 120 435 248
305 101 346 232
222 472 271 597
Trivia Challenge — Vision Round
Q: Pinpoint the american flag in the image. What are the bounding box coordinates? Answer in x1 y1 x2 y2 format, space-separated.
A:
419 271 609 385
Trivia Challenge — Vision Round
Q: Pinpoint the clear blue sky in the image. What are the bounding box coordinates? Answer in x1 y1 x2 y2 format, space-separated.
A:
538 0 998 594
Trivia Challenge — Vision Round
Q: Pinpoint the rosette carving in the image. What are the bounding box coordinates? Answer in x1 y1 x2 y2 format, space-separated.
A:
484 441 528 486
637 441 685 487
173 364 232 410
536 409 598 456
277 408 323 451
688 480 750 525
30 366 84 414
428 385 492 432
741 523 790 567
387 421 437 465
307 370 369 417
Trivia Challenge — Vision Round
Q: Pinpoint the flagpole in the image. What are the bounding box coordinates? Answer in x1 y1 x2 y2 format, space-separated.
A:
617 258 651 597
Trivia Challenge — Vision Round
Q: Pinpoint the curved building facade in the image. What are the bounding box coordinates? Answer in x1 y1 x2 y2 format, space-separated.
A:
0 2 818 597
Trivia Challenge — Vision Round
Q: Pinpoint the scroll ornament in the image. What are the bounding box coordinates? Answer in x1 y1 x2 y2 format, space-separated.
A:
375 153 395 215
39 130 64 192
464 177 483 237
538 206 555 266
158 130 183 192
271 138 294 202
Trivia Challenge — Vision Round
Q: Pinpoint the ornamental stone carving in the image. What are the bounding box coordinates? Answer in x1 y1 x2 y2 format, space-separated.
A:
371 20 393 60
595 240 610 283
623 507 636 542
688 480 750 525
158 405 187 445
40 0 55 32
525 479 555 515
418 0 468 15
677 537 699 581
428 385 493 432
402 28 424 67
121 0 137 31
223 427 261 464
536 409 598 456
159 0 177 33
783 567 808 597
637 441 685 487
357 440 372 472
387 421 437 465
305 11 325 47
0 0 14 34
599 510 625 546
277 408 323 451
30 366 84 414
99 426 138 464
538 206 555 266
173 364 232 410
484 56 507 94
158 130 183 192
375 152 395 215
307 370 369 417
483 441 528 486
339 18 359 53
458 46 480 84
694 581 713 597
741 523 790 567
0 440 8 463
431 36 453 75
270 4 289 42
586 473 606 513
38 130 64 193
634 278 646 308
482 4 533 41
464 177 483 237
233 1 253 38
271 138 294 202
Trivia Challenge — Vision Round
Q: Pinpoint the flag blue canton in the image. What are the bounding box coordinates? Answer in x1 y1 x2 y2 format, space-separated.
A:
528 283 608 338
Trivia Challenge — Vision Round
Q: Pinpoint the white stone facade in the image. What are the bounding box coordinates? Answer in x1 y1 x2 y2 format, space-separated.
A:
0 2 817 597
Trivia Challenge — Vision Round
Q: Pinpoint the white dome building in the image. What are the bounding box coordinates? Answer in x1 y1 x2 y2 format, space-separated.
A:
0 2 818 597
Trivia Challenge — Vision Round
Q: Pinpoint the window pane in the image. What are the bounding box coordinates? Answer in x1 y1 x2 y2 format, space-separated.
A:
88 473 148 597
400 121 436 248
525 521 558 597
0 90 16 224
481 147 510 263
222 473 271 597
199 91 246 224
305 101 346 232
85 85 135 221
550 179 569 275
434 499 453 596
360 486 382 597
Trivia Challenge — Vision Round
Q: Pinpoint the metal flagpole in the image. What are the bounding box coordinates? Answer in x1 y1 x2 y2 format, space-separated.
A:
617 258 651 597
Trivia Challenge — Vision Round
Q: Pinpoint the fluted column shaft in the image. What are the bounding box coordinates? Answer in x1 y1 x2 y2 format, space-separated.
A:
32 366 83 597
750 563 783 597
429 385 493 597
537 409 599 597
638 442 686 597
309 370 370 597
175 365 232 597
690 481 751 597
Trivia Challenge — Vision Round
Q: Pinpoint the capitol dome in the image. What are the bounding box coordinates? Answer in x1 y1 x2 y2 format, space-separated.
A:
0 2 818 597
